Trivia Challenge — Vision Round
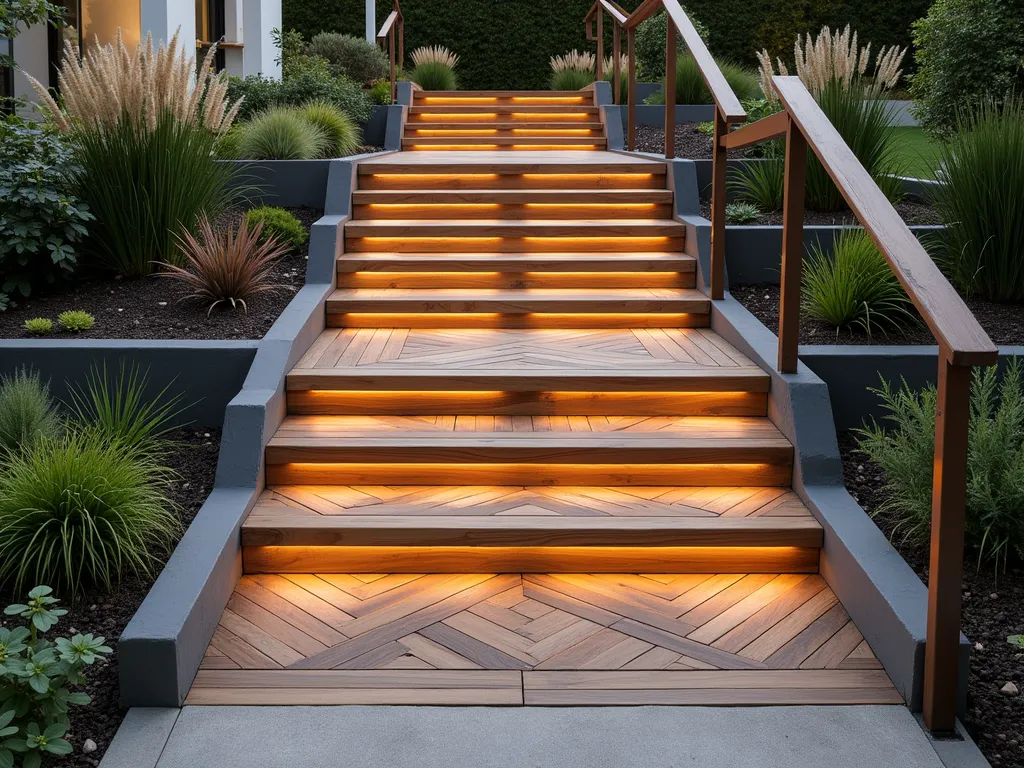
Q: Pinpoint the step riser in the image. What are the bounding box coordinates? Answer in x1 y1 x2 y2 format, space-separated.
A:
344 237 686 253
406 127 603 136
242 546 819 574
327 297 706 314
408 107 599 116
286 391 768 416
326 312 708 329
335 272 692 289
352 204 673 221
357 174 666 191
405 143 607 151
337 259 696 274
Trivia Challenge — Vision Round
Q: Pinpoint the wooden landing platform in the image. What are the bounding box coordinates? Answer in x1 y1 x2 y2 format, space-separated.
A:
187 572 901 706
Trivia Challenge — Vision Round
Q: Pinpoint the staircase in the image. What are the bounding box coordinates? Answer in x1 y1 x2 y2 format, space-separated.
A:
187 91 900 707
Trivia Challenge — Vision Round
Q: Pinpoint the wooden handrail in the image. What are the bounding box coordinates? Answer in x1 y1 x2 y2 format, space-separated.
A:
585 0 629 105
716 74 997 734
376 0 404 104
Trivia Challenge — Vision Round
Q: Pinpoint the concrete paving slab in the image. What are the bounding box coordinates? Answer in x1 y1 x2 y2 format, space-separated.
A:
155 705 951 768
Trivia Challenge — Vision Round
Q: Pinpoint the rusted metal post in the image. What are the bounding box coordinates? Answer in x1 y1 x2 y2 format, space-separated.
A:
777 117 806 373
664 21 676 159
923 354 971 734
627 26 635 151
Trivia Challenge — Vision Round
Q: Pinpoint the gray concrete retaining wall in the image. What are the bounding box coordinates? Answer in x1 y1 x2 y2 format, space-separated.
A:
116 154 376 706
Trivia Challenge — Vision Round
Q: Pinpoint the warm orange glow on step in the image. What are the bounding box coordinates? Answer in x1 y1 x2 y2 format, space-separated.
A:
367 203 501 210
329 312 705 329
523 203 658 210
521 173 654 181
411 144 502 150
511 96 586 102
510 113 591 119
243 545 818 574
421 97 498 103
512 128 596 135
360 237 503 244
414 113 499 120
509 144 601 150
521 237 671 245
411 129 500 135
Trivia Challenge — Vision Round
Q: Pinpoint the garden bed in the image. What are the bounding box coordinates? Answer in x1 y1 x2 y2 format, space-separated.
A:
634 122 744 160
702 201 940 227
839 433 1023 768
17 426 223 768
0 207 320 341
730 284 1024 346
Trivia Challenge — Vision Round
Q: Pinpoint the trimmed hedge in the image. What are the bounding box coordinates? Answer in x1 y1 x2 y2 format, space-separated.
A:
283 0 929 90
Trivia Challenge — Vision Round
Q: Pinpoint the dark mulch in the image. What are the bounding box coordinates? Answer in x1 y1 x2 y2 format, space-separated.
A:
702 200 942 227
0 207 321 341
730 283 1024 346
0 427 223 768
634 122 747 160
839 433 1024 767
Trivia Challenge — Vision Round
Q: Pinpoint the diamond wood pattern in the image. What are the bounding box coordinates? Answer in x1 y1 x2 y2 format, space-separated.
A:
187 573 900 706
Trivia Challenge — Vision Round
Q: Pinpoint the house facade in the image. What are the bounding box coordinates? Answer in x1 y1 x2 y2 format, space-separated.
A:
4 0 282 108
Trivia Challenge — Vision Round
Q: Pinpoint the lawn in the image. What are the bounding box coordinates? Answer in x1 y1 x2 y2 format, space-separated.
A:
888 126 943 179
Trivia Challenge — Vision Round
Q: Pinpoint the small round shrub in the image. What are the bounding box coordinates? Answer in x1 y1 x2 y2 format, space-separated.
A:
57 310 95 333
215 125 245 159
227 70 373 124
550 68 594 91
23 317 53 335
0 431 180 594
647 55 760 104
0 369 62 457
635 8 709 81
245 206 309 251
237 108 328 160
369 80 393 105
802 229 914 336
299 99 362 157
306 33 389 85
410 61 459 91
728 158 786 212
725 202 761 224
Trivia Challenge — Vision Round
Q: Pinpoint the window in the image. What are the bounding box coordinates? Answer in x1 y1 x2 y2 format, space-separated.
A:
196 0 227 70
80 0 140 54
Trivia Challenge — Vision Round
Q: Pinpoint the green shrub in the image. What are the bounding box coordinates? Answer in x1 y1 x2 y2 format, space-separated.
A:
909 0 1024 135
0 369 62 457
0 117 92 304
411 61 459 90
57 309 94 333
66 363 183 459
856 359 1024 569
550 68 594 91
802 229 913 335
237 108 328 160
0 431 180 593
645 54 760 104
246 205 308 251
306 32 389 85
806 80 903 211
728 158 785 211
215 125 245 159
71 114 238 277
0 586 110 768
299 99 363 157
725 202 761 223
929 98 1024 302
634 8 709 81
23 317 53 335
369 79 394 105
227 70 373 124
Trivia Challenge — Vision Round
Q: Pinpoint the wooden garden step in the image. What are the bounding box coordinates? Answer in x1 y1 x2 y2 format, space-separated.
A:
334 252 692 271
404 137 607 150
408 105 600 116
335 270 691 289
406 122 604 132
415 90 595 100
356 155 665 176
264 415 794 486
343 218 684 238
351 190 673 205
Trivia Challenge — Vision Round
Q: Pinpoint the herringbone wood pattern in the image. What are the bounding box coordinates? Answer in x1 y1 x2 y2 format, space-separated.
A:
188 572 899 705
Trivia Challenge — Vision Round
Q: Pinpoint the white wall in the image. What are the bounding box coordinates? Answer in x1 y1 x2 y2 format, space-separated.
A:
242 0 281 79
12 21 49 113
140 0 195 50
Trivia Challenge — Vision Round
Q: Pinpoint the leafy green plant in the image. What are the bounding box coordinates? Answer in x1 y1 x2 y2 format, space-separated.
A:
369 80 393 105
227 70 373 124
71 114 239 277
928 98 1024 302
0 117 92 304
634 8 709 81
299 99 362 157
728 158 785 211
214 125 245 160
66 363 184 459
22 318 52 336
306 32 389 85
802 229 913 335
909 0 1024 135
856 359 1024 570
410 61 459 91
161 215 288 314
725 202 761 224
236 108 328 160
245 206 308 251
550 68 594 91
805 80 903 211
0 432 180 593
0 369 61 457
0 586 110 768
644 54 761 105
56 310 93 333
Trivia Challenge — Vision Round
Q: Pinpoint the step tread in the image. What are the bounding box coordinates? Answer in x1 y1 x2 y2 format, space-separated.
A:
357 151 665 174
335 253 695 271
409 105 599 113
344 219 685 236
352 190 674 203
404 137 608 145
416 90 595 97
407 122 604 130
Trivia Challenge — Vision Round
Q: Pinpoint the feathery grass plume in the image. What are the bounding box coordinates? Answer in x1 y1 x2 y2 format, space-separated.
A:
0 369 62 458
757 25 905 102
410 45 459 69
160 215 289 314
550 50 596 74
602 54 629 75
26 28 241 135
